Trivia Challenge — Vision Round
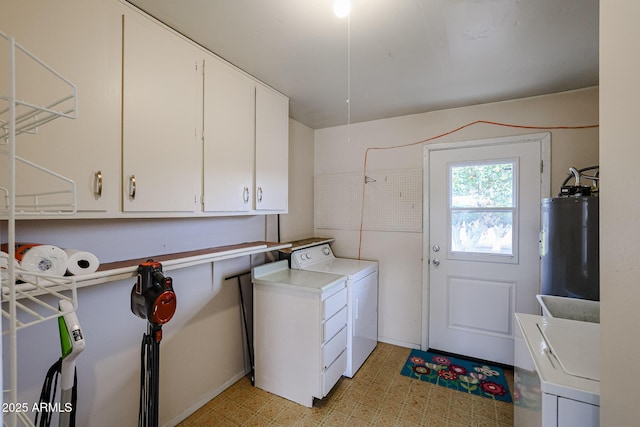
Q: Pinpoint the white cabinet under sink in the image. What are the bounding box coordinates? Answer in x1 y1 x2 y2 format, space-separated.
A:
514 313 600 427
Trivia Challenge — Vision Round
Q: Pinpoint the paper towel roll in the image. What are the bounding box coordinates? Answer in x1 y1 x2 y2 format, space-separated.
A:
64 248 100 276
17 244 68 276
1 251 20 281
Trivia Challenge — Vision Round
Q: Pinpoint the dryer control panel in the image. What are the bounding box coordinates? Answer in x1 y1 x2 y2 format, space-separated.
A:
291 244 335 269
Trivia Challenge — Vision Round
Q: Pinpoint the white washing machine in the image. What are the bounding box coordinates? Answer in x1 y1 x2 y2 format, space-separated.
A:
514 313 600 427
290 243 378 378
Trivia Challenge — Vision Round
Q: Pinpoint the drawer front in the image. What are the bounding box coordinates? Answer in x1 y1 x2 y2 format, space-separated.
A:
323 326 347 369
324 306 348 342
323 287 347 319
322 350 347 397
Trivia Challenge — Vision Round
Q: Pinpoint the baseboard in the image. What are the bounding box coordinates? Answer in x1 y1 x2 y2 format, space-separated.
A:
162 368 250 427
378 336 421 349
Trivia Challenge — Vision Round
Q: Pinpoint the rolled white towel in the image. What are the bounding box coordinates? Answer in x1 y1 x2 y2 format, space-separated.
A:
64 248 100 276
1 251 20 281
15 243 68 276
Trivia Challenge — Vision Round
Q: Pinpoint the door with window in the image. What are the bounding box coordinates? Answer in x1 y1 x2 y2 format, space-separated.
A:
426 134 549 365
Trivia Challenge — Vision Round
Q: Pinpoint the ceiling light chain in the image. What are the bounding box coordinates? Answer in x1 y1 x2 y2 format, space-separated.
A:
347 12 351 143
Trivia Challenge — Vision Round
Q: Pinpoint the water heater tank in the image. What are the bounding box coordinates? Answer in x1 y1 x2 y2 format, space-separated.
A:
540 197 599 301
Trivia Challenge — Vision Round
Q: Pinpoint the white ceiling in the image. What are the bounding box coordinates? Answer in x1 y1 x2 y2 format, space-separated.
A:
125 0 599 130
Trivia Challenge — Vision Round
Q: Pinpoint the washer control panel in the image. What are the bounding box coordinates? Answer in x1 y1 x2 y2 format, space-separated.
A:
291 244 335 268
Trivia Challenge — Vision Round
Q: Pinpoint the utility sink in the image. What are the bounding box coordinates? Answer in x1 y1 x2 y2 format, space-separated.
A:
536 294 600 323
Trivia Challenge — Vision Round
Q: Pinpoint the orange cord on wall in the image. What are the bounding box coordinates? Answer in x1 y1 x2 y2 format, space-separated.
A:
356 120 600 259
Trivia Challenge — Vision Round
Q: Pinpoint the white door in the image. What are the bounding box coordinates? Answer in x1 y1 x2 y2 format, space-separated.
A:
426 134 549 365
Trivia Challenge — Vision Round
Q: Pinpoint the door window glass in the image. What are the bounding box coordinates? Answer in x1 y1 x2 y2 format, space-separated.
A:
449 161 516 256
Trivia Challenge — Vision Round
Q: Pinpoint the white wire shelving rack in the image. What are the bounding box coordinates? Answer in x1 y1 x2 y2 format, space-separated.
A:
1 30 79 427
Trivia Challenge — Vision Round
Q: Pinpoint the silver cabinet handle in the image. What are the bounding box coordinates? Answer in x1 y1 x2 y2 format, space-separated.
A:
243 186 250 203
129 175 136 200
257 186 263 203
94 170 103 199
432 259 440 266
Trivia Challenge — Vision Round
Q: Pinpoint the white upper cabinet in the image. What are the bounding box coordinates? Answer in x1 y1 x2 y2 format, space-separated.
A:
0 0 123 215
1 0 287 218
121 10 202 213
255 85 289 212
203 59 289 214
202 55 255 212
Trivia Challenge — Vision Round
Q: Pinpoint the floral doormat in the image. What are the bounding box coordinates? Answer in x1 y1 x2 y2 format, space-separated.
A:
400 349 512 403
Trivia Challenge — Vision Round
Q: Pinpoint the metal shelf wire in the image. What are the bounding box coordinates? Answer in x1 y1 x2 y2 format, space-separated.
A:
0 30 77 142
1 30 79 427
0 31 77 217
1 270 77 334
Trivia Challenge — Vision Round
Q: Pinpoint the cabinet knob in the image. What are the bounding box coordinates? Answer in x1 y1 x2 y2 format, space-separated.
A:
94 171 103 199
257 186 263 203
243 186 250 203
129 175 136 200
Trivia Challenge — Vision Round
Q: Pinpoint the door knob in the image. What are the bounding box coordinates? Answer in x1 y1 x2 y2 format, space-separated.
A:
432 245 440 252
432 258 440 266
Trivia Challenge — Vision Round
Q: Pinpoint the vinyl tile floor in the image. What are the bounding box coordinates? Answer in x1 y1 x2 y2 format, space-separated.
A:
179 342 514 426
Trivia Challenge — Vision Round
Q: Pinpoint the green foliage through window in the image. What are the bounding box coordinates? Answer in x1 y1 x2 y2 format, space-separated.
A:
451 162 514 208
449 161 515 255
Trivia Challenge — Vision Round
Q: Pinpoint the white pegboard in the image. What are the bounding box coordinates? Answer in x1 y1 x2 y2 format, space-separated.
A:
315 168 422 232
314 172 362 230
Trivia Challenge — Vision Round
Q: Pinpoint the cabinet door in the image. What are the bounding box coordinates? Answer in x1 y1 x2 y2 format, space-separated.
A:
558 397 599 427
122 11 201 213
202 55 255 212
255 85 289 212
0 0 123 215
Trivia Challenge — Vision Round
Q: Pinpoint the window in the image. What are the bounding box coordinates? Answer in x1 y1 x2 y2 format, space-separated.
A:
449 160 516 257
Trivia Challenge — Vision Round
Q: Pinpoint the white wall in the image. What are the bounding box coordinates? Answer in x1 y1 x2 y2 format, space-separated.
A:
278 120 315 242
2 217 266 426
599 1 640 425
314 87 599 348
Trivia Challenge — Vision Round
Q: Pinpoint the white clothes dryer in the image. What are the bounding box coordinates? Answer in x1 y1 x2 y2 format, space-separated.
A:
291 243 378 377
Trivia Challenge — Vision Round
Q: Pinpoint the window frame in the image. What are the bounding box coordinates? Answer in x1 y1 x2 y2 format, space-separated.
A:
446 158 520 264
